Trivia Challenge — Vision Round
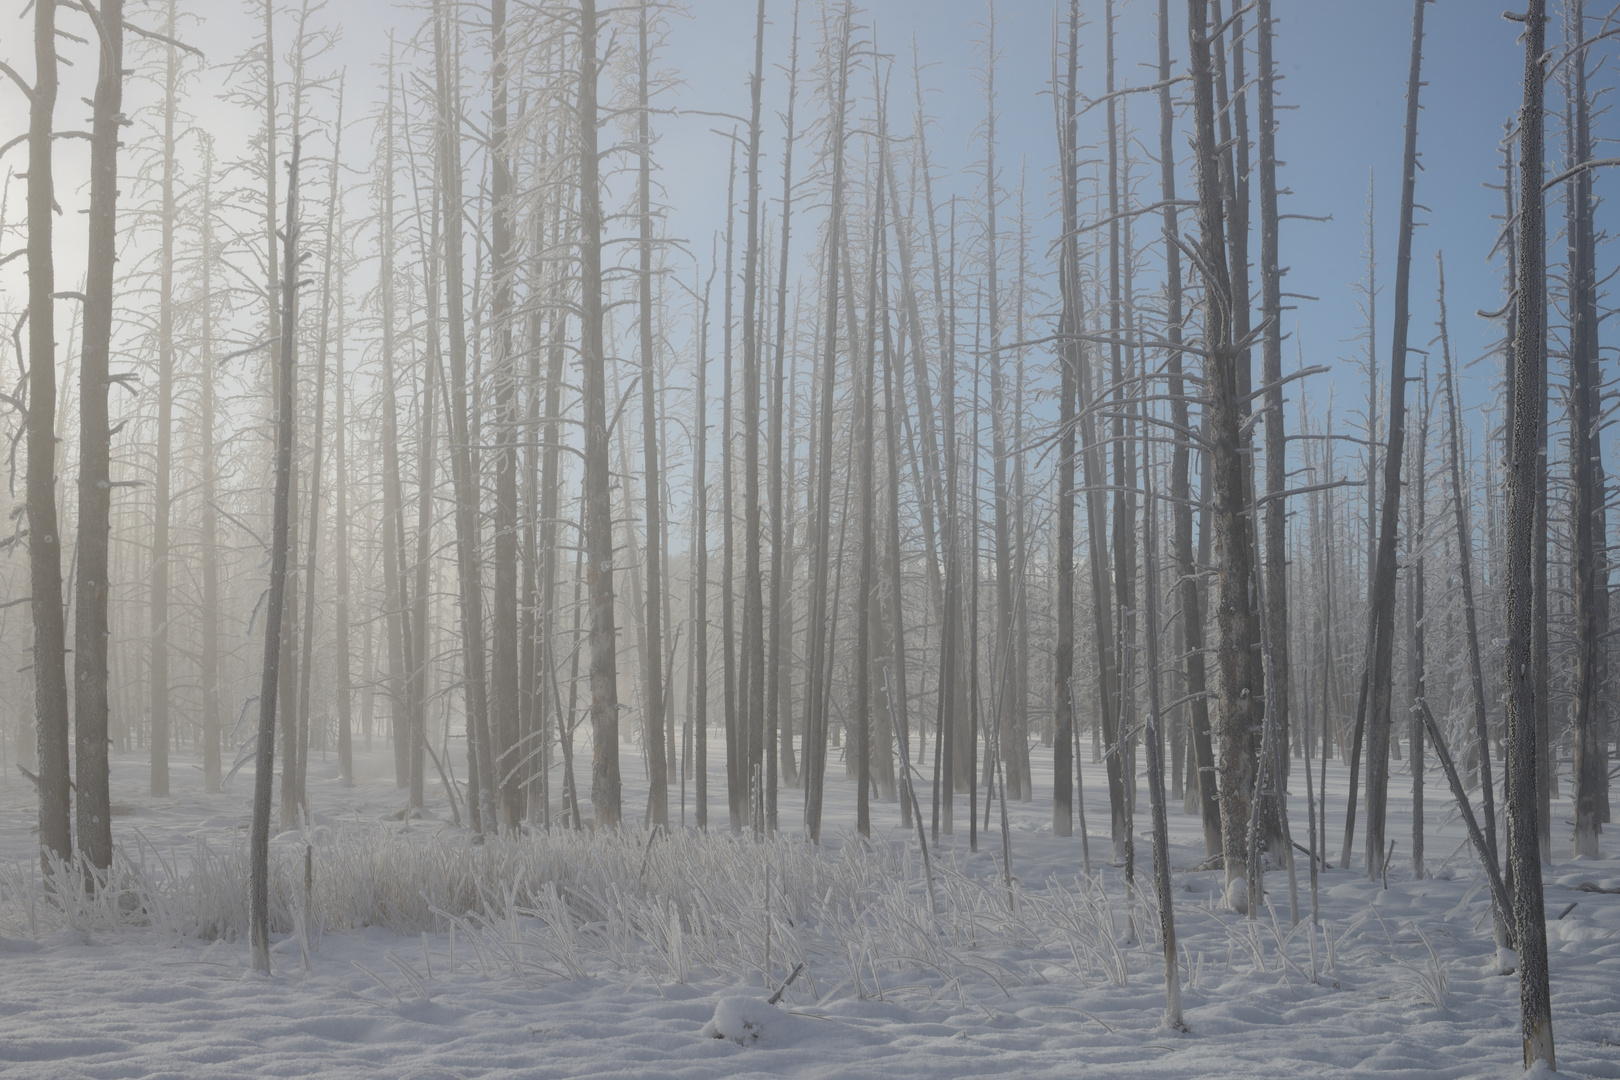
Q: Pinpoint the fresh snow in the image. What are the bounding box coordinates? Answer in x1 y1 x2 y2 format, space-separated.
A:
2 738 1618 1079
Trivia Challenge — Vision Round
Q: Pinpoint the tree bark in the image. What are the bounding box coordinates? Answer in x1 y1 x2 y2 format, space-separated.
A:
251 136 302 974
579 0 621 827
1506 0 1556 1066
27 0 72 870
1363 0 1428 885
75 0 127 873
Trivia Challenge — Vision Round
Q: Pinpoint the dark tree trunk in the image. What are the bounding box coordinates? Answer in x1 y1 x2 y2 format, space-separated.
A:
1160 0 1219 858
1505 0 1555 1066
1565 0 1607 860
1363 0 1428 884
1188 0 1263 899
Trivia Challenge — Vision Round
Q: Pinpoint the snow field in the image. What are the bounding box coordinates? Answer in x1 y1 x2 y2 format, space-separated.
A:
0 741 1617 1077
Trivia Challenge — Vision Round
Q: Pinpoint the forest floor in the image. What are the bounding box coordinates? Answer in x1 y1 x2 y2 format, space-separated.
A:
1 731 1618 1079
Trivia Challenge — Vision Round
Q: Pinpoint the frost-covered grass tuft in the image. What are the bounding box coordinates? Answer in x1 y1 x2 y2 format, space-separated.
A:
0 826 1134 1001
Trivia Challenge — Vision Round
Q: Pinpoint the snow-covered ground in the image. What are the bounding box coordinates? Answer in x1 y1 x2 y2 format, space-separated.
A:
1 733 1617 1079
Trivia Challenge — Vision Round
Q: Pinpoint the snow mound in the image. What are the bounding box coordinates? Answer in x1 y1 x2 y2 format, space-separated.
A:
701 994 818 1047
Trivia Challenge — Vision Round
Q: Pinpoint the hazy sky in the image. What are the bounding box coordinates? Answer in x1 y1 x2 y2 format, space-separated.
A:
2 0 1606 438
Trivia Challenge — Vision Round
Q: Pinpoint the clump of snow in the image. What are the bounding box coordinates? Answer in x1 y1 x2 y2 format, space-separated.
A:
702 994 779 1045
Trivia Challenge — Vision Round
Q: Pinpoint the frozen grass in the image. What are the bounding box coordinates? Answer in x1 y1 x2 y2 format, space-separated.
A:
0 824 1173 1011
3 746 1618 1077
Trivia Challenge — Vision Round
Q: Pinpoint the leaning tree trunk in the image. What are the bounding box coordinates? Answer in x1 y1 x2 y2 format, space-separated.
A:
435 2 496 833
251 135 302 974
1437 252 1500 879
1505 0 1555 1067
75 0 127 874
1363 0 1428 885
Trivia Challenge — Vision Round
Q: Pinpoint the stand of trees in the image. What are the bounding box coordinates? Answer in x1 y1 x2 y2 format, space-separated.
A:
2 1 1611 1068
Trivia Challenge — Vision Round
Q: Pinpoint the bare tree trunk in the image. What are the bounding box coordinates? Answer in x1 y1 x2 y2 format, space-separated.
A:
638 0 670 829
740 0 768 835
855 147 880 840
27 0 72 869
1256 0 1290 803
1565 0 1606 860
150 0 181 801
981 13 1018 813
1341 188 1379 870
1187 0 1262 900
1141 408 1184 1029
332 201 354 788
801 4 851 844
377 48 414 794
1436 253 1499 876
1363 0 1428 884
198 138 223 795
722 146 740 831
764 0 802 827
435 1 495 832
489 0 522 831
1052 0 1081 839
1506 0 1555 1065
75 0 127 873
578 0 621 827
251 135 302 974
1159 0 1218 858
693 277 711 829
1408 365 1430 879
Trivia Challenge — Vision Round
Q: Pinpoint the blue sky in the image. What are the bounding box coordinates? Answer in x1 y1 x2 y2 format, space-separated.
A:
651 0 1600 439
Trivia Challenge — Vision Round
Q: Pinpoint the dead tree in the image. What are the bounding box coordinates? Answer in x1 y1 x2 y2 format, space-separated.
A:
1051 0 1081 838
740 0 767 833
1256 0 1290 807
197 136 224 794
1564 0 1607 859
434 1 495 832
149 0 183 801
1362 0 1428 885
1187 0 1263 902
25 0 72 869
1160 0 1220 858
638 0 671 830
1505 0 1555 1067
251 136 302 975
764 0 803 827
489 0 523 830
75 0 128 873
578 0 622 827
801 3 852 844
1437 251 1499 883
